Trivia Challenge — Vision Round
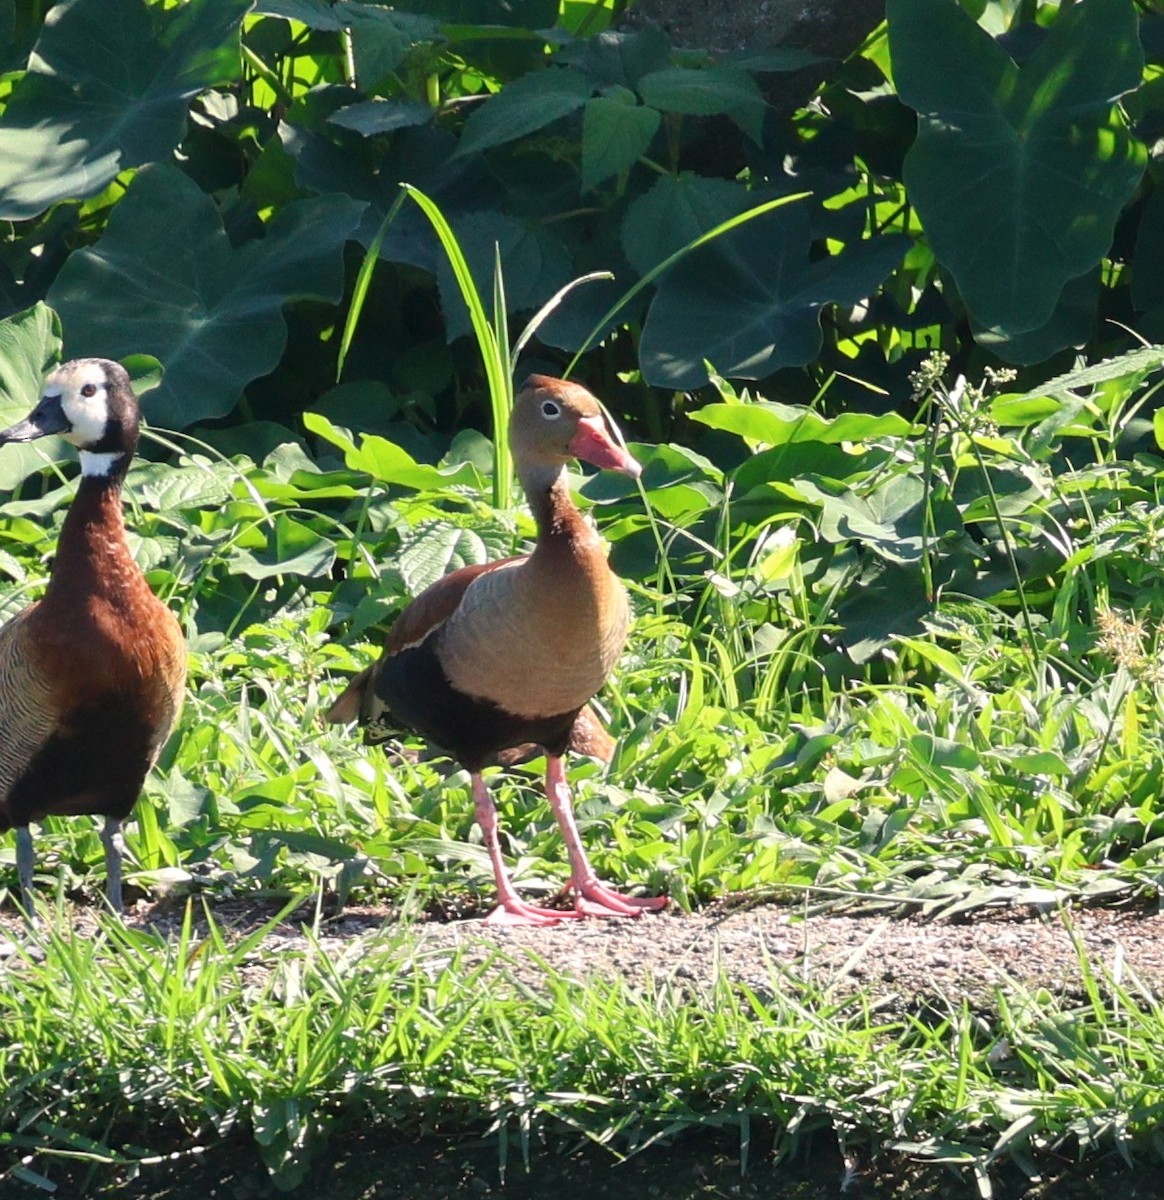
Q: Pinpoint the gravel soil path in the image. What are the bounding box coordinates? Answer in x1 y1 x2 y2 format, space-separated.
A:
6 896 1163 1009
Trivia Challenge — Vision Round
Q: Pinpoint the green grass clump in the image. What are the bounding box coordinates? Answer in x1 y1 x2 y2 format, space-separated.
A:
3 908 1164 1195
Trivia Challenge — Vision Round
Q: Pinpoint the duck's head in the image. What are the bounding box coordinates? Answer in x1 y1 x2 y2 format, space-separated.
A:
510 375 640 482
0 358 140 475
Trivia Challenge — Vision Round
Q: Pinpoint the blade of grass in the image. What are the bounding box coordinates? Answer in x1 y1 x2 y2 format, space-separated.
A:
336 191 406 384
401 184 512 508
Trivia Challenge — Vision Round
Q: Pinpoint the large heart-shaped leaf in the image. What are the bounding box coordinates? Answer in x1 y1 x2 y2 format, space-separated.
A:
47 165 364 429
639 206 909 388
971 267 1099 366
799 473 959 566
286 122 497 271
0 303 64 489
890 0 1145 338
0 0 248 221
622 173 755 277
837 559 943 664
435 210 574 342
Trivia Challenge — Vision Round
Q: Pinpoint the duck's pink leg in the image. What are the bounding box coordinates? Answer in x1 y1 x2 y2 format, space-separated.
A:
544 756 667 919
472 773 568 926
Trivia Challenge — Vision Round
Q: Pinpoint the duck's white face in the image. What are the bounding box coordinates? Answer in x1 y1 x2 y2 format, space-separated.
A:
42 359 113 448
0 357 139 480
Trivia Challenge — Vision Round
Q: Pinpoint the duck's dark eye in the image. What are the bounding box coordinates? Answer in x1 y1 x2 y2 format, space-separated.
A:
80 383 98 397
541 400 561 419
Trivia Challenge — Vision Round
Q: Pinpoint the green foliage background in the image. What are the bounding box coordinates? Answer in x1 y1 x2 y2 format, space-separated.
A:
7 0 1164 1192
0 0 1163 920
1 0 1160 435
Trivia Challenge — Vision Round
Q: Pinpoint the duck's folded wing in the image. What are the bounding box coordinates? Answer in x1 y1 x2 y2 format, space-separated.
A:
0 607 60 811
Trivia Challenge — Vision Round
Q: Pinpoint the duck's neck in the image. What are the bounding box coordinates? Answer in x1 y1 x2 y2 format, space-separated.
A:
521 462 587 546
43 455 134 605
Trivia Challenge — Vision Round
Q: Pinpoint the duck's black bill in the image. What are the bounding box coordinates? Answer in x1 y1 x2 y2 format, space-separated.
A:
0 395 68 443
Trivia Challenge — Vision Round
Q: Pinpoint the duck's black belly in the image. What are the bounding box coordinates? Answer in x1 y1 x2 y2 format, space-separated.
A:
372 634 581 771
0 693 157 828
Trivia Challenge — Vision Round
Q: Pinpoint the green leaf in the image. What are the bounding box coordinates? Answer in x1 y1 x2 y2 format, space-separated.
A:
1037 342 1164 397
622 173 755 277
129 460 236 511
638 66 767 144
0 303 64 490
435 211 574 342
398 520 495 594
124 354 164 400
908 732 980 771
47 165 365 429
691 402 916 446
890 0 1146 335
970 266 1099 365
229 514 337 580
581 94 660 189
454 67 593 157
837 559 943 663
254 0 343 28
894 636 970 685
556 27 671 91
328 99 433 136
803 473 954 566
0 0 249 220
640 207 908 388
1004 750 1072 777
989 394 1063 427
305 414 482 491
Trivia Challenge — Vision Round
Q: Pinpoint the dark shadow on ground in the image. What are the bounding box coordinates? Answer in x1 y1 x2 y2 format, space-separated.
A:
8 1128 1164 1200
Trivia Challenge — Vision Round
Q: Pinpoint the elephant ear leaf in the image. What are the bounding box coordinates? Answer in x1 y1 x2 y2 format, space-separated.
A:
639 205 908 389
0 303 64 490
0 0 249 221
47 165 365 429
889 0 1145 341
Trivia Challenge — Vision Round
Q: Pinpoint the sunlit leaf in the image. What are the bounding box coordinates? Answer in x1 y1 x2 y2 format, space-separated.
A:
890 0 1145 337
0 302 64 489
0 0 249 220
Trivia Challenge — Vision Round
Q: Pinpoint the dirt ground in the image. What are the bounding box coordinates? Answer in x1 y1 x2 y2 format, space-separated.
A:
5 894 1163 1012
358 898 1164 1010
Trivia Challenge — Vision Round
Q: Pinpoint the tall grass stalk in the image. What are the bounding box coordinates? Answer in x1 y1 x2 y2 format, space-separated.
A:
402 184 514 508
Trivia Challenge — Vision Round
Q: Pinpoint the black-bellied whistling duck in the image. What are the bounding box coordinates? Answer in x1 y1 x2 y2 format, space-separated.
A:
328 375 666 926
0 359 187 916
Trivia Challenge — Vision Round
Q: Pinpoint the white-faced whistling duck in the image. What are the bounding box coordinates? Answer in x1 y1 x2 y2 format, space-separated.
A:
0 359 187 916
